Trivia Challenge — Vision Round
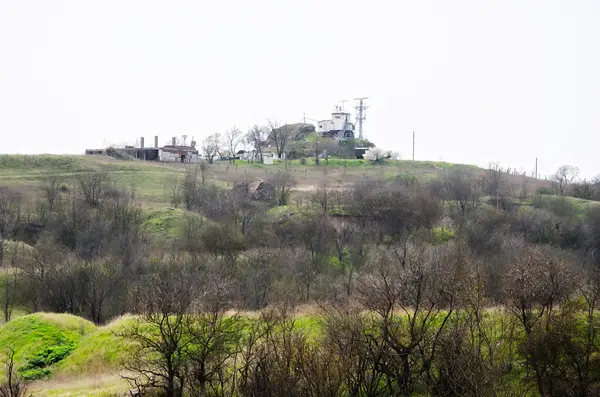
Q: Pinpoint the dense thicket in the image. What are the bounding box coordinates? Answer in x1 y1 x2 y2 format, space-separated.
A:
3 166 600 396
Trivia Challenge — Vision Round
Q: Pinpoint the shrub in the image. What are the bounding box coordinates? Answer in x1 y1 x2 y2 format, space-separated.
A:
536 186 555 195
19 343 76 380
431 227 455 244
363 147 391 162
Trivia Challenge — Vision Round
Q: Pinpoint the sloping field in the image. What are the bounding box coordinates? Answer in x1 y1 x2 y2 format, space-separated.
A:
0 154 485 206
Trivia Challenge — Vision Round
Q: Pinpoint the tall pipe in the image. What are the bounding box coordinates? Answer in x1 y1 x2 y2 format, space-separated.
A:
155 136 159 148
140 137 144 149
172 137 176 146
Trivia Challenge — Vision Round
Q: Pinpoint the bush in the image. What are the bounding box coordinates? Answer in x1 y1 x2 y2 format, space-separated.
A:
19 343 76 380
363 147 391 162
431 227 455 244
536 186 555 195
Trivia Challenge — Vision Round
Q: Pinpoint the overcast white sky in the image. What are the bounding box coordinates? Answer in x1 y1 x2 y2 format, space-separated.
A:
1 0 598 178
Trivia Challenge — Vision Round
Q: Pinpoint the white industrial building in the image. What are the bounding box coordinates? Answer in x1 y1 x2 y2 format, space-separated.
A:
317 105 356 140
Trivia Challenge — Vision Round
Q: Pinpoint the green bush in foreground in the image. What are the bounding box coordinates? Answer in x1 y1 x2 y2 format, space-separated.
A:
19 343 76 380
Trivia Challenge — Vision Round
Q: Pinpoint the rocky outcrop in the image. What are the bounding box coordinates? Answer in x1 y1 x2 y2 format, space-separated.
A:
232 179 276 203
272 123 316 141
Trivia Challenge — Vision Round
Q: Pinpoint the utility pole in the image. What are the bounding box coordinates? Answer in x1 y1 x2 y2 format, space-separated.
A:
354 97 369 140
535 157 538 179
303 112 306 123
412 131 415 161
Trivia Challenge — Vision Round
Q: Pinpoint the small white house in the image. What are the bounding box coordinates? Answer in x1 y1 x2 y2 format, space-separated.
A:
263 154 275 165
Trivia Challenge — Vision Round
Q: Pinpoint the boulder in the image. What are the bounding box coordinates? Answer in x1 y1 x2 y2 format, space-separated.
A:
248 180 276 202
232 179 276 203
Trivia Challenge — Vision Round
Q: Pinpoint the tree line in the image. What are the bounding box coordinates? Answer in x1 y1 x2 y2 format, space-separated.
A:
200 122 373 164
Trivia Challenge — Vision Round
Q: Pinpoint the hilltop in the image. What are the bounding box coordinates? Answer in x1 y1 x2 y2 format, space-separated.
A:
0 154 527 204
0 154 566 240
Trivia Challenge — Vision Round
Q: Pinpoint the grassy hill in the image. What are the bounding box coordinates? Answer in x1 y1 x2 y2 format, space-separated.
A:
0 154 481 186
1 154 587 396
0 313 131 396
0 155 183 206
0 154 493 205
0 153 565 243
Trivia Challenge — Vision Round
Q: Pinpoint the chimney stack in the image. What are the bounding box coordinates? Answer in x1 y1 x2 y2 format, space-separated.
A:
140 137 144 149
172 137 176 146
154 136 159 148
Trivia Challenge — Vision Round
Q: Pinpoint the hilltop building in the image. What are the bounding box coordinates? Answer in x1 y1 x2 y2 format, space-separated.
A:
317 105 355 140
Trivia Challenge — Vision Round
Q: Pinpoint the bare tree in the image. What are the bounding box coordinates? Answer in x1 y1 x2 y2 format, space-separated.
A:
182 165 202 210
119 262 197 397
355 245 466 395
267 120 293 159
0 189 22 323
306 133 338 166
198 161 210 186
202 133 222 164
77 171 110 207
311 183 332 214
246 125 268 163
224 126 243 162
40 175 63 211
0 348 29 397
554 165 580 195
293 215 334 301
443 169 481 234
166 175 182 208
269 171 297 206
503 244 576 396
187 275 242 397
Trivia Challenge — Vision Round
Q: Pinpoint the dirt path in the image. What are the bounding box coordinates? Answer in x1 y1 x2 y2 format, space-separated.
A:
30 373 129 397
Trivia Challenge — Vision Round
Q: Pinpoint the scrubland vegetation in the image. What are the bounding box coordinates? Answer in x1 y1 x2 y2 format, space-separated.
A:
2 154 600 396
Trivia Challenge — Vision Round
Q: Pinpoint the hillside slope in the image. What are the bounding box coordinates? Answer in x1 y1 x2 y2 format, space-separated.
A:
0 154 488 204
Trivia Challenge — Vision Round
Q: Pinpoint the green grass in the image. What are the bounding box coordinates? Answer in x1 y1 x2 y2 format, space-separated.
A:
0 154 487 208
143 207 204 238
0 155 89 175
267 158 479 170
55 316 136 376
0 155 185 205
533 194 600 219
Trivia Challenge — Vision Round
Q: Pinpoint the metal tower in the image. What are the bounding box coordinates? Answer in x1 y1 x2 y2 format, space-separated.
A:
354 97 369 140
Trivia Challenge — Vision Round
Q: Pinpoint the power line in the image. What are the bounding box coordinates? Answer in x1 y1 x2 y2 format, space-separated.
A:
354 97 369 140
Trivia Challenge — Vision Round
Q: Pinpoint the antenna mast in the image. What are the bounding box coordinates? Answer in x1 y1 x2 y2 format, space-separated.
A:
354 97 369 140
